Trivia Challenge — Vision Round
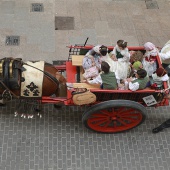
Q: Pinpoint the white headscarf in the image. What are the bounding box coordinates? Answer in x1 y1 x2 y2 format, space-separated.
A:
93 45 101 53
144 42 158 57
144 42 155 51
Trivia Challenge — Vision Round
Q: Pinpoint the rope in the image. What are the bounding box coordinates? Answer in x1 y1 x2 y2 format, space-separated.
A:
1 57 59 87
161 87 170 93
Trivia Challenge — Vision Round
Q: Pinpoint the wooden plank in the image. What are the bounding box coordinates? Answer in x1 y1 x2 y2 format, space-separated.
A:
72 55 84 66
80 66 84 82
73 83 100 89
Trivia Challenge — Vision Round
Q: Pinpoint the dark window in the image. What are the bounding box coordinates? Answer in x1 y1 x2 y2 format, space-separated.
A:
55 16 74 30
145 0 159 9
31 3 44 12
6 36 20 46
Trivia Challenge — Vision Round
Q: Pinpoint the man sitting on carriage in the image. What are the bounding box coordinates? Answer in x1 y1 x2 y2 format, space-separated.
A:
124 69 149 91
83 61 119 90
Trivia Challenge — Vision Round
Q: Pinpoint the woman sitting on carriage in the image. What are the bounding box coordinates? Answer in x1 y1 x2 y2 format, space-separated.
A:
83 45 112 70
82 45 113 79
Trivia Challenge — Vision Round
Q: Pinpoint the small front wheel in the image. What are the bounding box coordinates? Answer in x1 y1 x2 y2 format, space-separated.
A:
82 100 146 133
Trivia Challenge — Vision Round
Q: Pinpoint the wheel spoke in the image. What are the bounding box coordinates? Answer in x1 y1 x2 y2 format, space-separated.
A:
110 108 136 117
95 119 109 126
103 120 112 128
113 120 117 127
89 117 107 123
100 110 113 116
120 108 138 115
92 113 109 118
116 118 127 125
121 113 140 118
119 117 137 122
115 107 126 114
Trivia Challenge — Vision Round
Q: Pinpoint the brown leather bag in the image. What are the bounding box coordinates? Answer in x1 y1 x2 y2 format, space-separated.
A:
72 89 96 105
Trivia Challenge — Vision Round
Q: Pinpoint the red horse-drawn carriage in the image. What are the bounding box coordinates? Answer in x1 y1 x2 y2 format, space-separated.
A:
0 44 169 133
42 44 169 133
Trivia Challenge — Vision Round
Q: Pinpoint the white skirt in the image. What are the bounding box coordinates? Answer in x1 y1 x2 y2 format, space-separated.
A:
105 57 129 79
142 59 157 76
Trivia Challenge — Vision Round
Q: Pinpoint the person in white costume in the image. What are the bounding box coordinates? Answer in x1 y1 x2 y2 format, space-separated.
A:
109 40 130 79
151 67 169 89
159 40 170 68
83 45 103 70
142 42 159 76
83 45 116 80
83 45 112 70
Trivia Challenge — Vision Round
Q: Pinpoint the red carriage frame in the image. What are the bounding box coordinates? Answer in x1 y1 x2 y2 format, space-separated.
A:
41 45 169 133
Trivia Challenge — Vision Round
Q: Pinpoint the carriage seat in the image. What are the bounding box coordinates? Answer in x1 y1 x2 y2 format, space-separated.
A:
0 58 22 90
73 83 100 89
71 55 84 66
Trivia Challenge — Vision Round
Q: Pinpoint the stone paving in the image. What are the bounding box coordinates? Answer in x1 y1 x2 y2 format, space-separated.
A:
1 101 170 170
1 0 170 169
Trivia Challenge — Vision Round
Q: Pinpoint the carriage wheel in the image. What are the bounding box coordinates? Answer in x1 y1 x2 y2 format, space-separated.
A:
82 100 146 133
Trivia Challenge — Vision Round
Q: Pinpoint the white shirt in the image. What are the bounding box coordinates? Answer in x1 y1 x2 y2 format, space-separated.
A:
125 78 140 91
129 81 140 91
88 72 120 85
128 74 169 91
159 51 170 61
152 73 169 81
159 43 170 64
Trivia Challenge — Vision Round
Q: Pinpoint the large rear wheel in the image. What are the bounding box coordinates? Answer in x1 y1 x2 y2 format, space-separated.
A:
82 100 146 133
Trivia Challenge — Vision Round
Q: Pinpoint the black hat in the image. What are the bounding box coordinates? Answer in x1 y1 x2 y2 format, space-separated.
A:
99 45 108 56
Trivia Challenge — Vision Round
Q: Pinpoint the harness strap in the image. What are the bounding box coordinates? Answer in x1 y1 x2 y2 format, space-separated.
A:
0 80 19 99
0 57 59 89
4 59 10 87
23 62 59 87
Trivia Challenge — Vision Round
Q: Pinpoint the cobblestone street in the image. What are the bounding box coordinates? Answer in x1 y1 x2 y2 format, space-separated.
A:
0 101 170 170
1 0 170 169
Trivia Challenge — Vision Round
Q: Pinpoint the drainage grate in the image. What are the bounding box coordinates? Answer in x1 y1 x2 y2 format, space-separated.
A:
55 16 74 30
145 0 159 9
31 3 44 12
5 36 20 46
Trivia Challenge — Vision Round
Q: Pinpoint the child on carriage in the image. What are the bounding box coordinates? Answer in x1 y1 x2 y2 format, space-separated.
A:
128 60 143 78
109 40 130 79
150 67 169 89
130 50 144 63
82 61 119 90
124 69 149 91
110 40 130 62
